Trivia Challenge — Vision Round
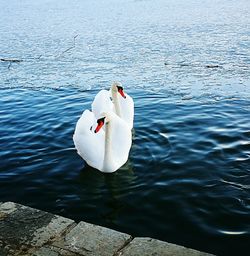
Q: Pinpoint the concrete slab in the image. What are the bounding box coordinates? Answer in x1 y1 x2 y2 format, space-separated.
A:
118 237 213 256
0 202 75 256
53 221 132 256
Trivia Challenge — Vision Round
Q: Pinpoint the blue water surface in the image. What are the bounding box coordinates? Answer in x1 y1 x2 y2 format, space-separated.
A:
0 0 250 255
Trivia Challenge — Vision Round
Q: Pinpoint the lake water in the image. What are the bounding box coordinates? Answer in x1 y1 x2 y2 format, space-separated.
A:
0 0 249 255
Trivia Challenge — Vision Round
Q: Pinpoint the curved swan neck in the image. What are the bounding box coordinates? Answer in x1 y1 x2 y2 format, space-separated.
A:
103 120 113 172
111 89 122 118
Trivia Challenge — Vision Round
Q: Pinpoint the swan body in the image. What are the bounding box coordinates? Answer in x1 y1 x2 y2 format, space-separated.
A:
73 110 132 173
92 82 134 130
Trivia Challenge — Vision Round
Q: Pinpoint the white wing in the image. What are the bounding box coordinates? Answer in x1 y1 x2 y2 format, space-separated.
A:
109 112 132 170
119 93 134 130
91 90 114 119
73 110 105 170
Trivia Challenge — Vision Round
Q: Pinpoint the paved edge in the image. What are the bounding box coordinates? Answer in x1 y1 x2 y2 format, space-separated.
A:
0 202 215 256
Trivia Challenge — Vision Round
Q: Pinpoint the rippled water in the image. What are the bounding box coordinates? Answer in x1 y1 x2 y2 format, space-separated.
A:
0 0 250 255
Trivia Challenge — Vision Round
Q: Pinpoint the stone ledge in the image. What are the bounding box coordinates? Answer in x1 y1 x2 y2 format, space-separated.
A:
0 202 214 256
53 221 132 256
0 202 75 256
117 237 213 256
33 245 80 256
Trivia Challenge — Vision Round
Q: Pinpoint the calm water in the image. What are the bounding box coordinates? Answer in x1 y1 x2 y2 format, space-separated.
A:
0 0 250 255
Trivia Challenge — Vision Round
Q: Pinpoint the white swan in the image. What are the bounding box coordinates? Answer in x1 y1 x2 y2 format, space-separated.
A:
91 82 134 130
73 110 132 173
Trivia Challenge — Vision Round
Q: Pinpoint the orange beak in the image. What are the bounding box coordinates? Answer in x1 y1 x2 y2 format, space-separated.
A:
94 118 105 133
118 88 126 99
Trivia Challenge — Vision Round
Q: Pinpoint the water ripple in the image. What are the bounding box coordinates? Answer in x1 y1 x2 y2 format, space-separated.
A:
1 0 250 255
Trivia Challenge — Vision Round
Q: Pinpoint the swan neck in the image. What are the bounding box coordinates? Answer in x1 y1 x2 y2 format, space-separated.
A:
103 121 113 172
112 90 122 117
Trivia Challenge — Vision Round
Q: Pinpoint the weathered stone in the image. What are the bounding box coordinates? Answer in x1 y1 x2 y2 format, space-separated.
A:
31 215 75 247
0 203 215 256
53 221 132 256
32 247 59 256
0 202 75 256
0 212 7 220
118 237 213 256
32 245 79 256
0 202 17 215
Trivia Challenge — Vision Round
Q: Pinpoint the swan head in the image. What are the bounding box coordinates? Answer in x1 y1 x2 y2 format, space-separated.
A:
94 112 112 133
111 82 126 99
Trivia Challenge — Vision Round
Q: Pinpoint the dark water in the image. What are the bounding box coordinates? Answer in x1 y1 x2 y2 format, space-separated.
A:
0 0 250 255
